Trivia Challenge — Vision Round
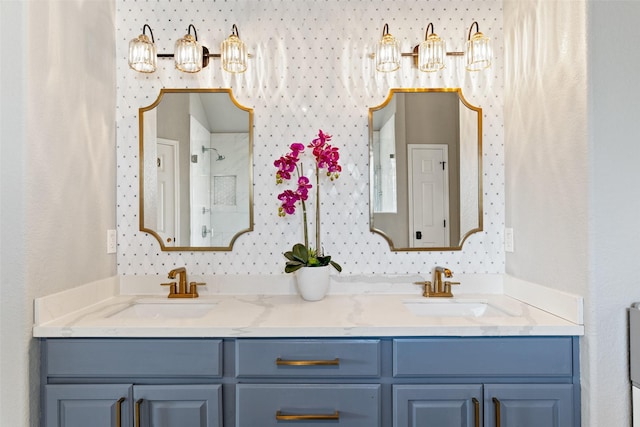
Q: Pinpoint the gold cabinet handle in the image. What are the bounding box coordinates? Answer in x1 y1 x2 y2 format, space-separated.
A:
275 410 340 421
275 357 340 366
135 399 143 427
493 397 501 427
472 397 480 427
115 397 126 427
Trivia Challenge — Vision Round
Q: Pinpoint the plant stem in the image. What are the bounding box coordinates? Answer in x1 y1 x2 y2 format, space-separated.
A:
301 199 309 249
297 164 309 249
315 164 321 255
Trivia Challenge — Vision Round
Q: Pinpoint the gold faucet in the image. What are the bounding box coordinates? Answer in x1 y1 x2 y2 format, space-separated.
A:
414 266 460 298
161 267 203 298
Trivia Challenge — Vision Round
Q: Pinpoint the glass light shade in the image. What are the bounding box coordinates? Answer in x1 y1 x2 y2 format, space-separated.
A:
465 31 492 71
174 33 203 73
221 33 247 73
376 32 400 72
128 33 157 73
418 33 446 72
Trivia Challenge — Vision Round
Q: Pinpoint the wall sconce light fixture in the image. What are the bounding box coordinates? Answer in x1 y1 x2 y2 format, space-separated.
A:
221 24 248 73
417 23 446 72
374 21 492 73
174 24 205 73
464 21 492 71
128 24 158 73
128 24 249 74
375 24 401 72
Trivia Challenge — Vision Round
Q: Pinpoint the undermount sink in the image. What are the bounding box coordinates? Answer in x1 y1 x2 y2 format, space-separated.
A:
109 298 217 319
402 299 513 318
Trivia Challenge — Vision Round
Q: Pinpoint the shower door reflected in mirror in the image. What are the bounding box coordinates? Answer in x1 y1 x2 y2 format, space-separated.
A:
140 89 253 251
369 88 482 251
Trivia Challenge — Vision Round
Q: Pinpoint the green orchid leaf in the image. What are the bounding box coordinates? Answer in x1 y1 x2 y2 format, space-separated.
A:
316 255 331 266
291 244 309 262
285 261 305 273
330 260 342 272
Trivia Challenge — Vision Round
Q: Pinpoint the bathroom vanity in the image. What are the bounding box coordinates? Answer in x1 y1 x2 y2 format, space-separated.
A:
34 277 583 427
41 336 578 427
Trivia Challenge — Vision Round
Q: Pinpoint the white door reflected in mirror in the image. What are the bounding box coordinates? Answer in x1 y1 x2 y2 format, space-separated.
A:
408 144 450 248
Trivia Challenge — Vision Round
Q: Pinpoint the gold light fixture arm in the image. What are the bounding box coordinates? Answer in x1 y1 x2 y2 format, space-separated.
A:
468 21 481 41
425 22 435 39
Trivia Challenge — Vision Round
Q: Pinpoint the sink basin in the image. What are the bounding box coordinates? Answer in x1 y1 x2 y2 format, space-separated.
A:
109 299 217 319
402 299 513 317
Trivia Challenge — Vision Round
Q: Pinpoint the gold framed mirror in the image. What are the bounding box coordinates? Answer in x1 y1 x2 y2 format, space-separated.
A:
369 88 482 251
139 88 253 251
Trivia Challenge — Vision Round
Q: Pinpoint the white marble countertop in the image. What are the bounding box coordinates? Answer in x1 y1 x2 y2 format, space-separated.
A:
32 274 584 338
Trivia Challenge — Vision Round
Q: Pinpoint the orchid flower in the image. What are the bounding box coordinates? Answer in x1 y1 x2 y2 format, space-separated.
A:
274 130 342 273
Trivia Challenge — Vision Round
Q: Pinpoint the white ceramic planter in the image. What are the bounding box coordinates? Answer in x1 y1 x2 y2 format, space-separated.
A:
295 265 330 301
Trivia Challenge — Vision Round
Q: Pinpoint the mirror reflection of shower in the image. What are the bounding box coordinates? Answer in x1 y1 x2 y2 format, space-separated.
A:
190 117 250 247
202 146 225 161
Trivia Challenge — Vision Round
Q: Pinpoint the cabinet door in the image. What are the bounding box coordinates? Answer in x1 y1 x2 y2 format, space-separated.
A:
44 384 132 427
484 384 573 427
133 385 222 427
393 385 482 427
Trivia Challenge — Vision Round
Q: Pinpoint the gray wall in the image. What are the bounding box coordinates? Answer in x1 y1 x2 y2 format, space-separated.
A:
505 0 640 424
0 1 117 424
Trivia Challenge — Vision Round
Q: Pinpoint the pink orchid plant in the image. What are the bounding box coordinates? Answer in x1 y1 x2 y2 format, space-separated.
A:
275 130 342 273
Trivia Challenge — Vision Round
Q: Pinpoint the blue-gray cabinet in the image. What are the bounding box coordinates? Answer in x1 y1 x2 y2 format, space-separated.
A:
42 339 223 427
44 384 132 427
393 384 574 427
235 339 382 426
40 336 579 427
236 384 381 426
45 384 221 427
392 338 579 427
393 385 483 427
484 384 574 427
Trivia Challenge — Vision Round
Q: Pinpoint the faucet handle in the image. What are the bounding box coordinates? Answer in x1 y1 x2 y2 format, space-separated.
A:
188 282 205 298
443 281 460 295
161 282 177 296
414 281 434 297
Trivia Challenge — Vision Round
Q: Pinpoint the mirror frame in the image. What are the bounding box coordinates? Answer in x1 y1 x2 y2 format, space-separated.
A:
139 88 254 251
368 88 483 251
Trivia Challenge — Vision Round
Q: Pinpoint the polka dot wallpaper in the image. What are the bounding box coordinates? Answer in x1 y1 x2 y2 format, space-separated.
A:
116 0 504 276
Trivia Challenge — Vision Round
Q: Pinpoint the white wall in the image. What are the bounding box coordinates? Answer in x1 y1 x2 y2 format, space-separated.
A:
586 1 640 424
505 0 640 425
504 0 589 296
0 0 117 425
1 2 28 424
503 0 591 421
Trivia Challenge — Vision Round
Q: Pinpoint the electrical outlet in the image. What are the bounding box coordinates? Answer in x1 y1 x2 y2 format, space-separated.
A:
107 229 117 254
504 228 514 252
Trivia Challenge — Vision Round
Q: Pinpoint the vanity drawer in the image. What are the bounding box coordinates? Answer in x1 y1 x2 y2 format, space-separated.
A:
393 337 573 378
44 338 222 378
235 339 381 378
236 384 381 427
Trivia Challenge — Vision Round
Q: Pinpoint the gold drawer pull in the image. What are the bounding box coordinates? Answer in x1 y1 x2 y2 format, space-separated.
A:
115 397 126 427
276 410 340 421
135 399 143 427
493 397 501 427
276 357 340 366
472 397 480 427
